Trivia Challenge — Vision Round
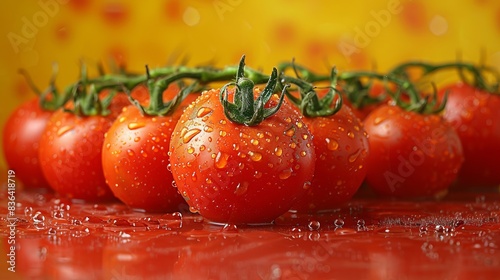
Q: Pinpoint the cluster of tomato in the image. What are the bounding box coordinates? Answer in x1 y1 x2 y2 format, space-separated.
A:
3 56 500 224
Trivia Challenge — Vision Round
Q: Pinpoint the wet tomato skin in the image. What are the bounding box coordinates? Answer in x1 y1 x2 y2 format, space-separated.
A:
38 95 130 201
439 83 500 187
2 98 52 189
169 88 316 224
102 93 198 212
291 105 370 212
363 105 464 197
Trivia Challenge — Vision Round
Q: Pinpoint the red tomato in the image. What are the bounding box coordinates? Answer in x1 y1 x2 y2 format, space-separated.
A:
363 105 464 197
38 94 130 201
169 88 316 224
291 104 369 212
439 83 500 187
2 98 52 189
102 91 198 212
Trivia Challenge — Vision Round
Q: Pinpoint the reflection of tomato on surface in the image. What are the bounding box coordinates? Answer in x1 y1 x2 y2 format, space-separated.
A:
2 236 49 279
45 233 106 279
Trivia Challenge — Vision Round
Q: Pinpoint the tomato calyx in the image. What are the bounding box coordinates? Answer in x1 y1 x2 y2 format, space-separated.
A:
219 56 286 126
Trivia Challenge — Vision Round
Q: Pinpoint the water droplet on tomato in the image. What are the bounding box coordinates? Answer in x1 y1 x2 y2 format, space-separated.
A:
300 151 307 157
134 137 141 142
240 132 250 139
284 127 295 137
128 122 146 130
274 147 283 156
183 128 201 143
57 125 74 136
222 223 238 233
203 126 213 132
191 172 197 182
105 143 111 150
199 145 206 151
279 168 292 179
348 149 361 163
127 149 135 157
171 180 177 188
248 151 262 162
250 139 259 146
215 152 229 169
219 119 227 125
219 130 227 137
187 146 195 154
196 107 212 118
118 116 126 123
234 182 249 196
374 116 385 125
347 131 355 139
255 171 262 178
303 181 311 190
302 134 308 140
326 138 339 151
289 142 297 149
189 206 199 214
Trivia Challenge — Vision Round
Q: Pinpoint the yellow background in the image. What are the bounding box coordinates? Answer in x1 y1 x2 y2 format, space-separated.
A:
1 0 500 175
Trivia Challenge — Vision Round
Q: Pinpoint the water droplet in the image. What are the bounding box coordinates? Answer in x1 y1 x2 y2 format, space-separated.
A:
196 107 212 118
250 139 259 146
248 151 262 162
24 206 33 217
219 119 227 125
32 212 46 224
105 143 111 150
334 218 344 228
279 168 293 179
326 138 339 151
203 126 213 132
134 137 141 142
191 172 197 182
348 149 361 163
127 149 135 157
289 142 297 149
128 122 146 130
215 152 229 169
57 125 74 136
234 182 249 196
183 128 201 143
219 130 227 137
300 151 307 157
347 131 355 139
187 146 195 154
221 223 238 233
374 117 385 125
302 134 308 140
166 164 171 171
189 206 199 214
48 228 57 235
240 132 250 139
284 127 295 137
274 147 283 156
118 116 126 123
308 220 321 231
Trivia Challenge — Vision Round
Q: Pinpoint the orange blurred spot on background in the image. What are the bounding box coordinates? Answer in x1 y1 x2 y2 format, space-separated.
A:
55 23 70 42
496 7 500 32
165 0 182 22
274 22 296 44
69 0 91 13
101 2 129 25
400 1 427 32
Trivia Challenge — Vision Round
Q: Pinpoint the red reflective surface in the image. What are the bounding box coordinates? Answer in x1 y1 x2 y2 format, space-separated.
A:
1 188 500 279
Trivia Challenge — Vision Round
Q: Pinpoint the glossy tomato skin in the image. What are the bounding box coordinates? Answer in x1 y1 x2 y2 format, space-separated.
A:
364 105 464 197
169 89 316 224
440 83 500 187
291 105 369 212
38 96 129 201
2 98 52 189
102 93 198 212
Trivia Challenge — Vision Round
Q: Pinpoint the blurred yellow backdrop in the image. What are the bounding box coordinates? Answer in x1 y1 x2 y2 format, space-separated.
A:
1 0 500 175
